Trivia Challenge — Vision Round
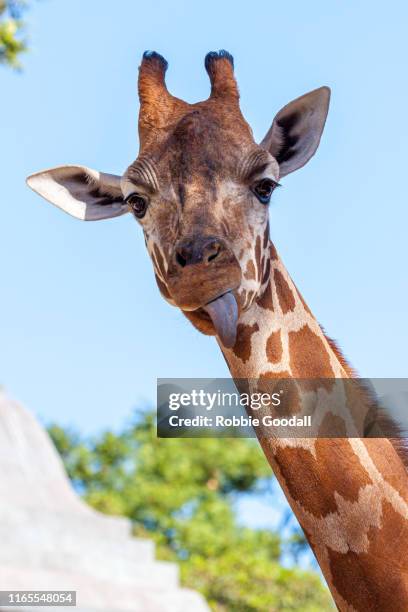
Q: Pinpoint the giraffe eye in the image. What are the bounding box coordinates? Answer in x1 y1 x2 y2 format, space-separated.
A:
252 179 279 204
126 193 148 218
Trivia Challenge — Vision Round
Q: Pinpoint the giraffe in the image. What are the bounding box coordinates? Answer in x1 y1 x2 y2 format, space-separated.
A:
26 50 408 611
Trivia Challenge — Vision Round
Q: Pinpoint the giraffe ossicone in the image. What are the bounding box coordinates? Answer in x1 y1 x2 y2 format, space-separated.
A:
26 51 408 612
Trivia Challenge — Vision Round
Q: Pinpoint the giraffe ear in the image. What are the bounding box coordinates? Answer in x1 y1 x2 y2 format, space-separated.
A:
26 165 129 221
260 87 330 178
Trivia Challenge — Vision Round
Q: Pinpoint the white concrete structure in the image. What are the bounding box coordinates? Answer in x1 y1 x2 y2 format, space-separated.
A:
0 393 208 612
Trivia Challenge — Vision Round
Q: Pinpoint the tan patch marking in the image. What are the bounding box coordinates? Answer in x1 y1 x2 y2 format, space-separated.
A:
266 331 282 364
232 322 259 363
244 259 256 281
289 325 335 390
269 242 278 260
254 235 262 282
257 280 274 311
263 222 270 250
259 369 291 380
257 374 301 415
318 412 347 437
261 256 271 285
274 269 296 313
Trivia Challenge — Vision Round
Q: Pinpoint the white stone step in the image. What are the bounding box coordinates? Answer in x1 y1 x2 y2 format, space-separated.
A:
0 565 209 612
0 538 167 587
0 393 209 611
0 509 155 566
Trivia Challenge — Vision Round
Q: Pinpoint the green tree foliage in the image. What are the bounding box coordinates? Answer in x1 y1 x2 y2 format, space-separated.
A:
49 411 333 611
0 1 29 68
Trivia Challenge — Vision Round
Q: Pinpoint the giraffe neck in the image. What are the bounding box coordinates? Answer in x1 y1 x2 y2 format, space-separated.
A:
227 240 347 379
220 241 408 612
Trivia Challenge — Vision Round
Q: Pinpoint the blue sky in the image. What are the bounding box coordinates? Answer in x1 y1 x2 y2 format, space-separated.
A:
2 0 408 440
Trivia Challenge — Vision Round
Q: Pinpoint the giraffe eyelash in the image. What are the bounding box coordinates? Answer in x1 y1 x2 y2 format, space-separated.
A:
252 179 281 204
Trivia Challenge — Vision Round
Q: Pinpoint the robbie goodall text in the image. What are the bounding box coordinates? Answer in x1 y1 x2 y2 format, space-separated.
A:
167 413 311 428
157 378 408 438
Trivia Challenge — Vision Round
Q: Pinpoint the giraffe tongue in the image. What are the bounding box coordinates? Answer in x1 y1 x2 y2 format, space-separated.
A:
203 292 238 349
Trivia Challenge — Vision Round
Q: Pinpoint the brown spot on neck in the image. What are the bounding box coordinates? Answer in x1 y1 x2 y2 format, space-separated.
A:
289 325 335 381
257 280 274 311
232 322 259 363
318 412 347 437
266 331 282 363
263 222 270 250
269 242 279 261
257 375 302 415
254 235 262 282
244 259 256 280
261 256 271 285
259 369 291 379
274 269 296 313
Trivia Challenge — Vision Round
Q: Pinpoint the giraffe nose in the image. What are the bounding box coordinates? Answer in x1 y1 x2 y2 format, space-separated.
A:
174 236 224 268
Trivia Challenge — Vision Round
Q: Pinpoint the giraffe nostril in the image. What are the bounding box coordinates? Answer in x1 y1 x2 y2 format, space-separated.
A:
176 251 187 267
174 236 226 268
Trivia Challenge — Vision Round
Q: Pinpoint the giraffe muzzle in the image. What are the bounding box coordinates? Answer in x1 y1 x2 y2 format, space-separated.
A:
167 236 241 310
166 238 241 346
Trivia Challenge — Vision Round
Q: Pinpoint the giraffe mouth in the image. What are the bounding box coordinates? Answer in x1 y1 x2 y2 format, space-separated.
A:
202 291 238 348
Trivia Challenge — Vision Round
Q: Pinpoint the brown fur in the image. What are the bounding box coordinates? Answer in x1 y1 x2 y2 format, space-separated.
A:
328 500 408 611
266 331 283 363
232 323 259 363
324 333 408 469
274 269 296 313
289 325 335 380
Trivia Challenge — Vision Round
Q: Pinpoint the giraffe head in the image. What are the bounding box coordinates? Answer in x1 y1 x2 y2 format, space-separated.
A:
26 51 330 348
